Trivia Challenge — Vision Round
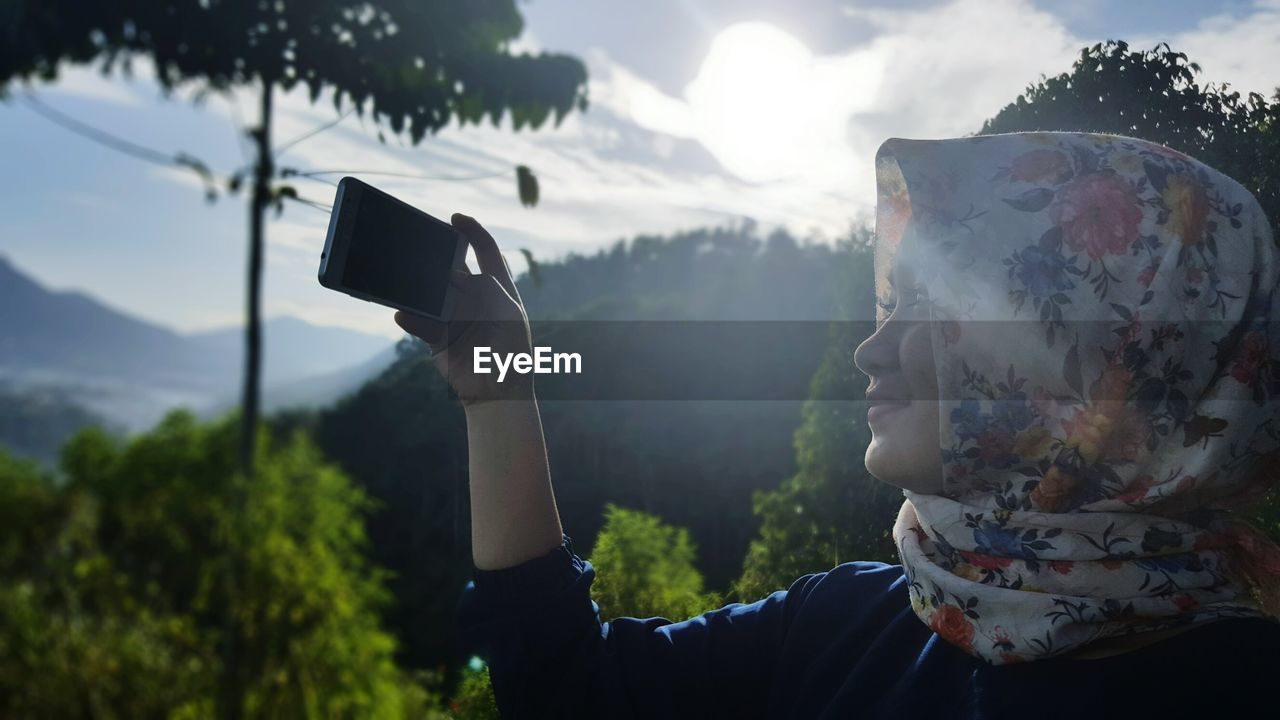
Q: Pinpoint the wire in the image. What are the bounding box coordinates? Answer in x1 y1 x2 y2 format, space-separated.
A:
292 173 341 188
19 91 466 221
287 168 509 182
20 92 179 167
274 108 353 157
288 196 334 214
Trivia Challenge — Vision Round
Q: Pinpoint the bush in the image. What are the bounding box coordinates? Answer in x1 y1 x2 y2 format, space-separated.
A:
0 410 439 718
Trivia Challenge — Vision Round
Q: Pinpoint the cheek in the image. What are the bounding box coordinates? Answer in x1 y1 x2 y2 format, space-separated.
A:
903 403 941 448
900 325 939 400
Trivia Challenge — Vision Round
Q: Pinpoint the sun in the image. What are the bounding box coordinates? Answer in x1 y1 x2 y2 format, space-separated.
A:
686 22 867 184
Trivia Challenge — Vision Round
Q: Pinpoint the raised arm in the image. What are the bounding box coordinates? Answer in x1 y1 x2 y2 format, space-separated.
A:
394 214 811 718
393 212 563 571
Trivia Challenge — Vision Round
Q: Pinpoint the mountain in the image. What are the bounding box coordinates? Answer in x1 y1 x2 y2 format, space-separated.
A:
188 315 391 389
0 254 227 392
0 255 397 454
210 342 402 415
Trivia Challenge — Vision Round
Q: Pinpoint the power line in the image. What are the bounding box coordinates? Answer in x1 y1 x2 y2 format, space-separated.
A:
20 92 500 215
287 196 334 214
274 108 353 157
285 167 509 182
20 92 181 167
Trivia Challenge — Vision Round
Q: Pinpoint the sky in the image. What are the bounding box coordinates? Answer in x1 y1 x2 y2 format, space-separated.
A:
1 0 1277 339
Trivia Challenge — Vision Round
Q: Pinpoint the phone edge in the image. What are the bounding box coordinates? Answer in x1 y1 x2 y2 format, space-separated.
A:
317 178 351 289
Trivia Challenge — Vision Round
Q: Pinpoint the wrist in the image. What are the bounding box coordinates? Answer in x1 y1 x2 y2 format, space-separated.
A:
463 391 540 420
462 383 536 410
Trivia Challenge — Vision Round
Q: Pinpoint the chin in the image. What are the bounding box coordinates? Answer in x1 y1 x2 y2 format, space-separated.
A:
864 443 942 494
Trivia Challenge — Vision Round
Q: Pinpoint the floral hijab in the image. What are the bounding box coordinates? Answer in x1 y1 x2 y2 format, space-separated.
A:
878 132 1280 664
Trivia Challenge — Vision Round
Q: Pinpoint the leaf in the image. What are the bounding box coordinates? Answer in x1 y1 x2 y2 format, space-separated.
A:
1143 160 1169 191
1182 414 1228 448
517 247 542 288
516 165 539 207
1002 188 1055 213
1109 302 1132 321
1038 224 1064 251
1063 336 1083 395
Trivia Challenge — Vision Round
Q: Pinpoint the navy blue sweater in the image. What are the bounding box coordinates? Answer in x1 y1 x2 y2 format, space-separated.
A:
457 534 1280 719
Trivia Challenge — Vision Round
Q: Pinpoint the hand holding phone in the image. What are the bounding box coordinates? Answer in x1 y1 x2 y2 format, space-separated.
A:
317 178 534 405
395 213 536 406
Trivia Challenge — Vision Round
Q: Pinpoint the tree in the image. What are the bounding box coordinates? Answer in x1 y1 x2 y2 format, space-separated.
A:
0 410 446 717
981 40 1280 233
587 504 721 622
0 449 217 717
0 0 588 480
0 4 587 713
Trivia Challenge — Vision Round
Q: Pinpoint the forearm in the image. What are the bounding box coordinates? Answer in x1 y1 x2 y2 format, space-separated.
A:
464 396 564 570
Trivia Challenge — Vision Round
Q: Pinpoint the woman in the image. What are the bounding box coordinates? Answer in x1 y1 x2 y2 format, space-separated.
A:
394 132 1280 719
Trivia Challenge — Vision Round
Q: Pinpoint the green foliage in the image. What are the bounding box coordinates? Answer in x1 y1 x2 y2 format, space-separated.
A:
588 504 721 621
0 1 588 143
313 341 472 677
0 450 215 717
0 411 439 718
981 40 1280 233
445 667 501 720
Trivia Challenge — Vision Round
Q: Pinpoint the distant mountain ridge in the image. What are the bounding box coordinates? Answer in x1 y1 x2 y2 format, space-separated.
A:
0 254 225 391
0 255 397 454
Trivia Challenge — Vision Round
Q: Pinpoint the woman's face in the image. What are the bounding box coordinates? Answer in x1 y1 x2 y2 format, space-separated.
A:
853 264 945 494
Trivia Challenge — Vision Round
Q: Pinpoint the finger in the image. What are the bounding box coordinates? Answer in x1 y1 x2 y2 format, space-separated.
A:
394 310 448 347
475 272 521 311
498 251 524 305
452 213 519 301
449 268 473 293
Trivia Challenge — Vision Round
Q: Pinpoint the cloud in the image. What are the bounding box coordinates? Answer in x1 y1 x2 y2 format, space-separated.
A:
1154 0 1280 98
578 0 1081 226
842 0 1080 139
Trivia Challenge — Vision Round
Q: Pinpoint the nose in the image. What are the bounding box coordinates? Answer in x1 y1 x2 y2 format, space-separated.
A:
854 319 901 380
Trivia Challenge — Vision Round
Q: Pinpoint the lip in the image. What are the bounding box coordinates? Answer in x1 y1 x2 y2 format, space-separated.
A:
867 401 909 424
865 386 910 405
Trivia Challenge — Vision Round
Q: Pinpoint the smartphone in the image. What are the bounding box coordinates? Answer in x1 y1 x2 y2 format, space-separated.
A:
317 177 468 320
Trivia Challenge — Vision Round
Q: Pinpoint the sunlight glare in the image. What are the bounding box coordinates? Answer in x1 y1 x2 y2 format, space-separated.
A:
686 22 866 184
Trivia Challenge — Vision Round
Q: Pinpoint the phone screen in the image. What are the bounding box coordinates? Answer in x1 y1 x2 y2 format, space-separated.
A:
341 187 457 316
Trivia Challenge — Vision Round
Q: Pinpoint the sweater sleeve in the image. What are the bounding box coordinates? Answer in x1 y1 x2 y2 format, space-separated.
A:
455 534 816 720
